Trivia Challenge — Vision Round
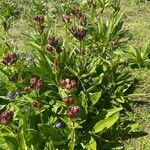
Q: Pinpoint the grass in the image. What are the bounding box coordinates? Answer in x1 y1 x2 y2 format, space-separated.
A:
121 0 150 47
120 1 150 149
124 69 150 149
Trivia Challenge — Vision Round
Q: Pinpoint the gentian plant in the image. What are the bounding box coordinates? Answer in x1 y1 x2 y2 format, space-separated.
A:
0 0 139 149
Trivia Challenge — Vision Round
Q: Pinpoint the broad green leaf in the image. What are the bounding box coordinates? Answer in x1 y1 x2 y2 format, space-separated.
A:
106 107 122 118
93 113 119 133
89 92 102 106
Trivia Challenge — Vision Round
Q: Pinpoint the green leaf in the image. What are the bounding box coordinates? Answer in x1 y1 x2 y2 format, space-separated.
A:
45 141 55 150
79 91 88 115
86 137 97 150
38 124 65 145
89 92 102 106
93 113 119 133
3 135 19 150
18 132 27 150
106 107 122 118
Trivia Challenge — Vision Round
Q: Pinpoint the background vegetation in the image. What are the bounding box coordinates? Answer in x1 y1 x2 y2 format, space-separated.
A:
0 0 149 149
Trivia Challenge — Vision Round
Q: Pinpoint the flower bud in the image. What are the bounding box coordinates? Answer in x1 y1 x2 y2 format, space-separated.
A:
65 79 70 84
59 79 66 86
63 96 73 104
30 77 37 86
59 79 77 90
67 106 80 118
24 87 32 94
65 84 72 90
0 110 14 125
70 80 76 88
32 100 42 109
30 78 43 89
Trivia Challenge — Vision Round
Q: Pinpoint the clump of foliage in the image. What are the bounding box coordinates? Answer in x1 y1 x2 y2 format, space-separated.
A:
0 0 143 149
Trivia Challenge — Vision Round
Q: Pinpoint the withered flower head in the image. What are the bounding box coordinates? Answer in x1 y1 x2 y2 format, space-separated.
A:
34 15 45 24
9 73 18 82
48 36 59 48
73 28 87 40
72 6 83 19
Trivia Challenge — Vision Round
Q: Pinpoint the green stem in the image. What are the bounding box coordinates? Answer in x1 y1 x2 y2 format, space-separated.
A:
69 121 76 150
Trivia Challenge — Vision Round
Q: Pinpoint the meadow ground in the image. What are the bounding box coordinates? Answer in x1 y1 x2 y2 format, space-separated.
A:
121 1 150 149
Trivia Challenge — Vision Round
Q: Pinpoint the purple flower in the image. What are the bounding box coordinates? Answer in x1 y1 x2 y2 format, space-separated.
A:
55 122 62 129
24 108 30 113
6 91 14 100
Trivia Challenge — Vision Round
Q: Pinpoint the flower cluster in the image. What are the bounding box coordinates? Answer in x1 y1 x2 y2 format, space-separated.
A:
24 77 43 94
67 106 80 118
59 79 77 90
62 6 87 41
2 52 17 65
63 96 74 104
30 78 43 89
0 110 14 125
